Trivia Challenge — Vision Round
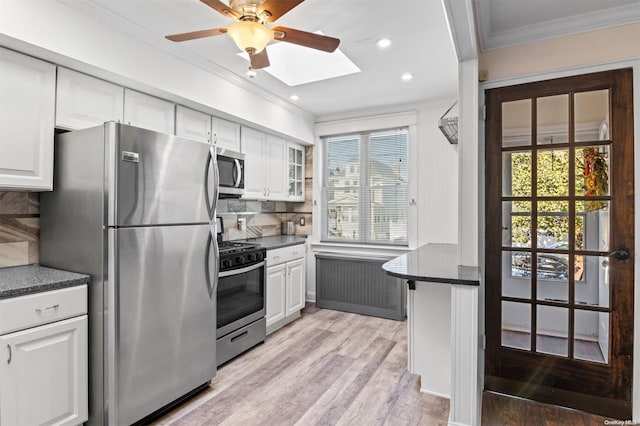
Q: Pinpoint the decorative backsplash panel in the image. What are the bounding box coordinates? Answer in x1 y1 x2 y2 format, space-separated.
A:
0 192 40 268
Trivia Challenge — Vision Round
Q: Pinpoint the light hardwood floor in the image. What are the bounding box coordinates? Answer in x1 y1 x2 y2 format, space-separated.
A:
152 305 450 425
152 305 617 426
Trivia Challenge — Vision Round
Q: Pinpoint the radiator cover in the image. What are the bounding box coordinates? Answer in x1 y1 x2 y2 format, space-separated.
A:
316 253 406 321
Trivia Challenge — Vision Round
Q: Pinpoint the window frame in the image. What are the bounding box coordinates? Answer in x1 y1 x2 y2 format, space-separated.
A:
321 128 409 246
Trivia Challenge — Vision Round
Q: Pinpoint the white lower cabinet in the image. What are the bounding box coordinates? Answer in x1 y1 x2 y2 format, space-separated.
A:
0 286 88 426
266 245 306 334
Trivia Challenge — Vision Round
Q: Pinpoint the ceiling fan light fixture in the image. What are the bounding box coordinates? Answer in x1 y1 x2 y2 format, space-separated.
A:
227 20 273 54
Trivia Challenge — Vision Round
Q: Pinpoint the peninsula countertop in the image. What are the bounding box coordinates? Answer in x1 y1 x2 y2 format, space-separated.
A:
0 264 90 299
382 243 480 286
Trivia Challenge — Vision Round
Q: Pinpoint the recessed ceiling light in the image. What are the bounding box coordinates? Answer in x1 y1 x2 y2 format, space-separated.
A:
246 68 257 79
401 73 413 81
290 94 300 101
376 38 392 48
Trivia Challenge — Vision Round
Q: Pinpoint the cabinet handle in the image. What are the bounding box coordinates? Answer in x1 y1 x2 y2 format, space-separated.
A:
7 344 11 364
35 304 59 313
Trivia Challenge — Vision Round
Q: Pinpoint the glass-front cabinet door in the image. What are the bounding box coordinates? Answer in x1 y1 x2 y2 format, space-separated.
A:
287 142 305 201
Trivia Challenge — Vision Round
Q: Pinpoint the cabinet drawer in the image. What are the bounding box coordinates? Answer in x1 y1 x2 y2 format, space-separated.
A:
0 285 87 335
266 244 305 266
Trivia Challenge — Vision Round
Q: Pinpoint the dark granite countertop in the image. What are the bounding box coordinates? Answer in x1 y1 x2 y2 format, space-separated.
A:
382 244 480 286
0 265 90 299
242 235 307 250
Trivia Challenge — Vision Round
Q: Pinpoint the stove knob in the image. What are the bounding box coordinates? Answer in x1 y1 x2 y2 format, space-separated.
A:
221 259 232 268
236 255 245 265
247 253 256 262
256 252 264 261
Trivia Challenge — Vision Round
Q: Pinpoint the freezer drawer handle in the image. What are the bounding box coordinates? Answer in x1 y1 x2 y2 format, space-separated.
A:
231 331 249 342
36 304 59 313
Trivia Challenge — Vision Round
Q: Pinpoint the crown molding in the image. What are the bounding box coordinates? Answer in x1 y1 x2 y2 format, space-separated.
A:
58 0 315 123
477 2 640 52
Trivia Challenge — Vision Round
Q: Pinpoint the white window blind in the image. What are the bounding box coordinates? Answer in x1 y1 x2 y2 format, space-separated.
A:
322 128 408 245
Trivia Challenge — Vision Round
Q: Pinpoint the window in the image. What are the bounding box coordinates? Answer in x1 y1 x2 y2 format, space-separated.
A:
322 128 408 245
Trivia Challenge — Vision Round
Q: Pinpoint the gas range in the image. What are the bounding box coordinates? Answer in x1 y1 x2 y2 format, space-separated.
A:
218 241 266 272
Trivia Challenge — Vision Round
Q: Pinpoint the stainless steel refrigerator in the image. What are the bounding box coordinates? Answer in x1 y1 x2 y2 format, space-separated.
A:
40 122 219 425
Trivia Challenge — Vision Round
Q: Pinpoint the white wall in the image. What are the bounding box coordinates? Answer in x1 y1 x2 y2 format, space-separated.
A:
0 0 314 144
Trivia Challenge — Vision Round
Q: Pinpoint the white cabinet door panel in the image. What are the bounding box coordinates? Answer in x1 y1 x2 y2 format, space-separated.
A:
265 135 287 200
286 258 305 316
176 105 211 143
0 315 88 426
124 89 175 135
56 68 124 130
0 48 55 190
266 264 286 327
241 127 266 199
212 117 240 151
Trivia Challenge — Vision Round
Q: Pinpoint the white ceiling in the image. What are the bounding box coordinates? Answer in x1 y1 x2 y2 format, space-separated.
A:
58 0 640 120
64 0 460 118
474 0 640 51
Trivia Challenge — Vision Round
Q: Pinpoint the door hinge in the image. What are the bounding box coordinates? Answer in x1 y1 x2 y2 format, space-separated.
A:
480 105 486 121
482 334 486 350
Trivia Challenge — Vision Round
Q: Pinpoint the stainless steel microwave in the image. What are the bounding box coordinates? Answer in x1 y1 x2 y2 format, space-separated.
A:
216 147 245 198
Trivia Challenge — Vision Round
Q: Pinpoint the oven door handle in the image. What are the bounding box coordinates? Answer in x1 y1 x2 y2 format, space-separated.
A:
219 261 265 278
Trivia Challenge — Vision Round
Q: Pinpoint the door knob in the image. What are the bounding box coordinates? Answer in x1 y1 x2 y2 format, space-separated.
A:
608 246 630 260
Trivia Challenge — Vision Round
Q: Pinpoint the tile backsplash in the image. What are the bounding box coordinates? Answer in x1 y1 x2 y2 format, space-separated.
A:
0 192 40 268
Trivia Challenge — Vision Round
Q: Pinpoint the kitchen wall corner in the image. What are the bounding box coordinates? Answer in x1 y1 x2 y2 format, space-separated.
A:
0 192 40 268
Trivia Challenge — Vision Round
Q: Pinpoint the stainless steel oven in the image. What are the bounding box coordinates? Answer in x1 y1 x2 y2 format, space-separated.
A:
216 218 266 366
216 147 244 198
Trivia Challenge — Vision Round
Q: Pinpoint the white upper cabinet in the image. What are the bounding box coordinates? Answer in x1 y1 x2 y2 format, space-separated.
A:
241 126 267 200
211 116 240 151
55 68 124 130
241 128 288 201
265 135 287 200
287 142 305 201
0 48 55 191
123 89 175 135
175 105 211 143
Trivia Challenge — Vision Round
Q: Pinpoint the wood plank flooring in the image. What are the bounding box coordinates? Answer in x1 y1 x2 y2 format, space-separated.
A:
152 305 621 426
152 305 449 425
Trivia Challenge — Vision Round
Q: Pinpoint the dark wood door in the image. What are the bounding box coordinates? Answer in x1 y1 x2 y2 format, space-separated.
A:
485 68 634 419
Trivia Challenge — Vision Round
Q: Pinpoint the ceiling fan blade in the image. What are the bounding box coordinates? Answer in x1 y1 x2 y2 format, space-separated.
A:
165 27 227 42
258 0 304 23
200 0 240 19
250 49 270 70
273 26 340 52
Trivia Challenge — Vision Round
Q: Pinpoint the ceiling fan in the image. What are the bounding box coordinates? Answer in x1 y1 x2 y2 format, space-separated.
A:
165 0 340 70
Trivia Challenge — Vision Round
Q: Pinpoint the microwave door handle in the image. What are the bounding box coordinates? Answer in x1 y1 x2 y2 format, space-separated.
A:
234 158 242 188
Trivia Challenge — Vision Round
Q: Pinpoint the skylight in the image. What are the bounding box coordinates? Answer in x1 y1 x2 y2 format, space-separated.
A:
240 31 360 87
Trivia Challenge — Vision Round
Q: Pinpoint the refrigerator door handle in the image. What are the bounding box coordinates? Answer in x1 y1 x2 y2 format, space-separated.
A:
204 229 219 299
211 146 219 220
204 149 214 220
205 146 220 221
